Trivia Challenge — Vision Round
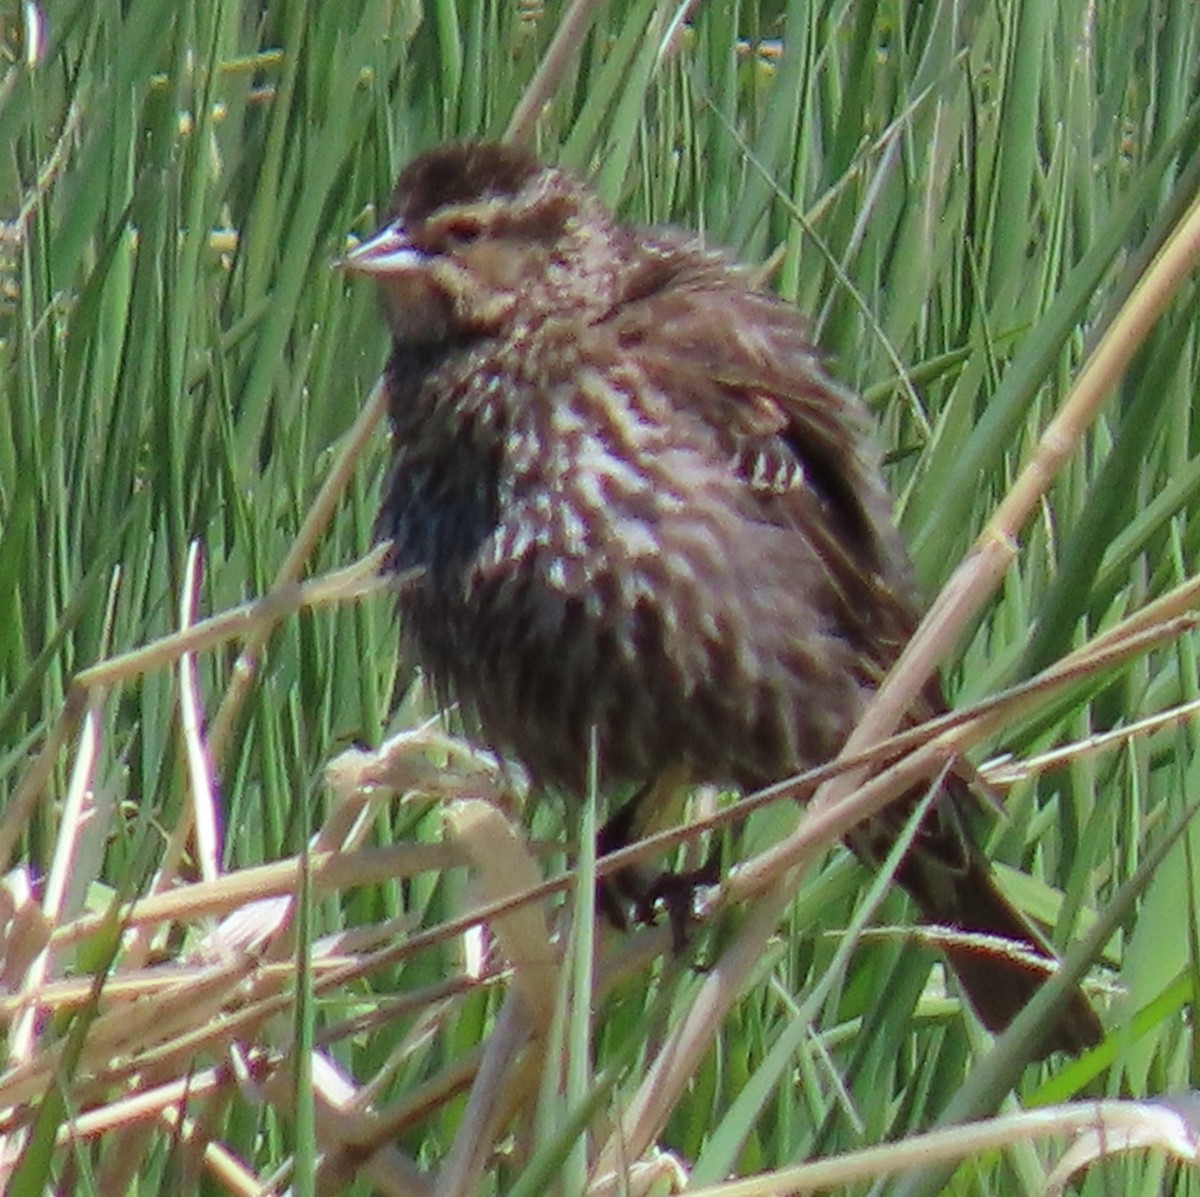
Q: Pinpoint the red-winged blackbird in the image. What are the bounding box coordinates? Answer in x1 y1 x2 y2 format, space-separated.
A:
345 141 1101 1056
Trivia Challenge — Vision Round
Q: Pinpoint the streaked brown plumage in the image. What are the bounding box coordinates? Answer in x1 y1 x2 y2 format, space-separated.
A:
345 141 1101 1056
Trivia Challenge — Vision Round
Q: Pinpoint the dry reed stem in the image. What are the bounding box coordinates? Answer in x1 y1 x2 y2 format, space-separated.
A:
0 548 388 885
504 0 604 146
179 541 222 886
260 1052 433 1197
206 374 388 769
678 1098 1200 1196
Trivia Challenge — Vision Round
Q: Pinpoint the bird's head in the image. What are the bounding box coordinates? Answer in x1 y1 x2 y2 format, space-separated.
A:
344 142 623 346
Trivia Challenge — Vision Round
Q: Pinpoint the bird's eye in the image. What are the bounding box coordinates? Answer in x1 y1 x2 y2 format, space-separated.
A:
442 218 484 247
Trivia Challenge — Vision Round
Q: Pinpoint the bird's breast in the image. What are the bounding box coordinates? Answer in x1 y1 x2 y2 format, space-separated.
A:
376 333 866 793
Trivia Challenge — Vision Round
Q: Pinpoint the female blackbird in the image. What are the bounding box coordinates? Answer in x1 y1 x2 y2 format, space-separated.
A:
345 141 1101 1055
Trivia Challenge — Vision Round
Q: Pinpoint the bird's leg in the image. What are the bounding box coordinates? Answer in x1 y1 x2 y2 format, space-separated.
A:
595 764 717 948
635 844 723 952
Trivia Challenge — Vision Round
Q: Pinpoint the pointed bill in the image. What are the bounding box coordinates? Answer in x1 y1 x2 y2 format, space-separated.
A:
342 224 425 275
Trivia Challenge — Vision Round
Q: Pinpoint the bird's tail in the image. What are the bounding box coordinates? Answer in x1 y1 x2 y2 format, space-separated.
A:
882 790 1103 1058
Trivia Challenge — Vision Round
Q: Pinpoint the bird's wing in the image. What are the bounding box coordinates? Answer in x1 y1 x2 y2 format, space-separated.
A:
607 270 917 675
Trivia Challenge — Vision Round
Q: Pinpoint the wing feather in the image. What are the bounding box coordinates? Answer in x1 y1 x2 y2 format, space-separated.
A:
606 257 917 675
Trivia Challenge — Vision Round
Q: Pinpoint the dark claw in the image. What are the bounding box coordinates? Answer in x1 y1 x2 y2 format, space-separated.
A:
634 845 723 951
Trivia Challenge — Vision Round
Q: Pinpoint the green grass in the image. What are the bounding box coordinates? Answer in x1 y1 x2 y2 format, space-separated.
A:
4 1 1200 1193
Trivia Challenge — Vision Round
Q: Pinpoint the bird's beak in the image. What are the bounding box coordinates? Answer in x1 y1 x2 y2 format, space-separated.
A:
342 223 425 275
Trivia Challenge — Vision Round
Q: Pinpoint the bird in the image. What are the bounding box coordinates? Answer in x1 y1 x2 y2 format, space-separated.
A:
343 140 1102 1056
